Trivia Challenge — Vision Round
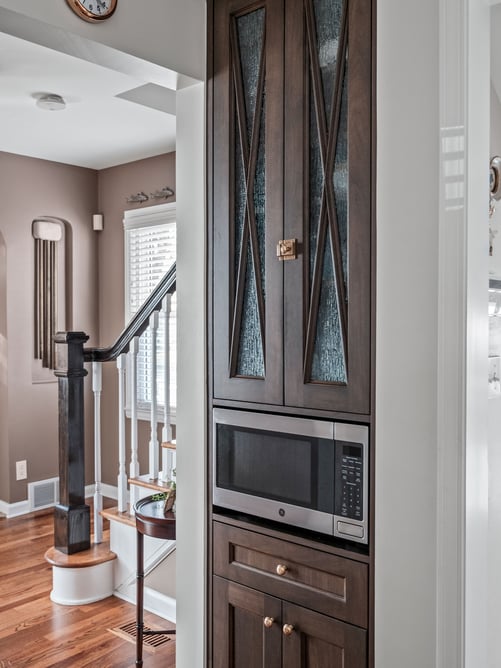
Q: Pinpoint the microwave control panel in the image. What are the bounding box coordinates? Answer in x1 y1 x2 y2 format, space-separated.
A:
334 428 368 544
336 443 364 521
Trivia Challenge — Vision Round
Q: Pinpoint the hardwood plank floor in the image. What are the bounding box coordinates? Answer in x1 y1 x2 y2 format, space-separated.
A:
0 509 175 667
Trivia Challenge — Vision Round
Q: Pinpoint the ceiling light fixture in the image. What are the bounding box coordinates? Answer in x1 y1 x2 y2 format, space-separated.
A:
36 94 66 111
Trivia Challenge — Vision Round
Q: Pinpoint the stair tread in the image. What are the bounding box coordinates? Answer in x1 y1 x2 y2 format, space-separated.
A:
44 534 115 568
129 474 174 493
161 440 176 450
100 505 136 528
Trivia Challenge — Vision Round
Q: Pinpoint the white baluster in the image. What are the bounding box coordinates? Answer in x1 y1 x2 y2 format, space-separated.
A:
129 336 140 510
117 354 127 513
149 311 160 480
92 361 103 544
161 294 173 482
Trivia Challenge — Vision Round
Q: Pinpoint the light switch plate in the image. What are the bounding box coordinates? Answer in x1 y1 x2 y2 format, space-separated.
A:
16 460 27 481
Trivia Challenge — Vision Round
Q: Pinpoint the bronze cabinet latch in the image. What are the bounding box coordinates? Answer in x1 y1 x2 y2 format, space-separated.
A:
276 238 297 261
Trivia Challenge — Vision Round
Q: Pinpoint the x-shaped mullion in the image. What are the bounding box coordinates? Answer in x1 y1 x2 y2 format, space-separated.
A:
303 0 348 380
229 17 267 375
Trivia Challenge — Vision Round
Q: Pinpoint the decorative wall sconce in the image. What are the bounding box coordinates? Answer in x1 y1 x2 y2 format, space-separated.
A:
126 192 149 204
92 214 104 231
490 156 501 218
150 186 175 200
126 186 175 204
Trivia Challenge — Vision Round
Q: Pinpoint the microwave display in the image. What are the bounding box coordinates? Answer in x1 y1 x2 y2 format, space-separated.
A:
212 408 369 544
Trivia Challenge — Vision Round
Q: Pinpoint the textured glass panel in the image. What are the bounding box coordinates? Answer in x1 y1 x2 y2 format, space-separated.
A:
311 242 347 383
234 122 246 282
236 8 265 144
313 0 344 124
254 90 266 296
333 61 348 285
233 8 266 378
309 83 324 284
237 244 265 377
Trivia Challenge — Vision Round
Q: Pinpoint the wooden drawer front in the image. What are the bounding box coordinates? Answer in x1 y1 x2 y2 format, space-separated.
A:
213 522 368 628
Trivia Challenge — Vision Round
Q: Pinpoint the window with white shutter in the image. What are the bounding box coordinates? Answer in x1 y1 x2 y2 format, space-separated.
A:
124 202 176 418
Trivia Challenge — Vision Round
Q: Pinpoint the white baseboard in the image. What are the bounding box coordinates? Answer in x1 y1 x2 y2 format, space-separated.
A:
113 587 176 624
0 499 30 518
0 483 119 519
84 483 119 500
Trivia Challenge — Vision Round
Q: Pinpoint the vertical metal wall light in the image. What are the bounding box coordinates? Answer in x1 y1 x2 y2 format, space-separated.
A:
32 219 63 369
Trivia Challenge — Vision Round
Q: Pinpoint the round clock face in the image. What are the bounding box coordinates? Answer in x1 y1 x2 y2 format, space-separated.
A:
66 0 117 22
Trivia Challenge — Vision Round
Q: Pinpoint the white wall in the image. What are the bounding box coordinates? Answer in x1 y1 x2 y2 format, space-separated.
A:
488 81 501 668
0 0 205 81
376 1 491 667
376 0 439 665
175 81 206 668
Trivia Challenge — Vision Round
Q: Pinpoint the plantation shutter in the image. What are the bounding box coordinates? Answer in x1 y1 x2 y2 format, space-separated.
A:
124 204 176 413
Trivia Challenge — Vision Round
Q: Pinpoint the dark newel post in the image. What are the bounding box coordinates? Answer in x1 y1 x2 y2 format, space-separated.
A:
53 331 90 554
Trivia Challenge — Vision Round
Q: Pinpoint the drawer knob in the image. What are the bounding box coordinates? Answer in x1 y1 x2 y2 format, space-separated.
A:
263 617 274 628
276 563 288 576
282 624 294 637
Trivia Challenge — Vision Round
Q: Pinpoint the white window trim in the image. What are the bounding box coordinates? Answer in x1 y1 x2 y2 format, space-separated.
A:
124 202 177 423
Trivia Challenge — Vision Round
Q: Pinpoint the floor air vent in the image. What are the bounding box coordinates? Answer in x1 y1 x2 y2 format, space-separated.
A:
109 621 174 650
28 477 59 511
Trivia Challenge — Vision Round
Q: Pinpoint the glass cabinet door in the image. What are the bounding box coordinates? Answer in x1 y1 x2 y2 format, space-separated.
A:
284 0 372 414
212 0 284 405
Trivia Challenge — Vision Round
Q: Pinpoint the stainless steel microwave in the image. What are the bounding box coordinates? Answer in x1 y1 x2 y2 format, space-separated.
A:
212 408 369 544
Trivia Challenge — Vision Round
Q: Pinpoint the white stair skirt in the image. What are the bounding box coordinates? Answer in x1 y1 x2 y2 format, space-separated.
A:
49 561 114 606
109 518 176 623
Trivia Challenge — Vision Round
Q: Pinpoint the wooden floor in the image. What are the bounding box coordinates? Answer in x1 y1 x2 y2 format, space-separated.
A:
0 509 176 667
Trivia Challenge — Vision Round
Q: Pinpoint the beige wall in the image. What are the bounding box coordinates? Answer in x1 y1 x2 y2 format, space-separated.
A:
0 232 8 502
0 151 175 505
0 151 98 504
97 152 176 486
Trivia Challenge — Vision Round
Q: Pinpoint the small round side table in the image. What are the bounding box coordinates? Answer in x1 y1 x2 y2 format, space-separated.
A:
134 495 176 667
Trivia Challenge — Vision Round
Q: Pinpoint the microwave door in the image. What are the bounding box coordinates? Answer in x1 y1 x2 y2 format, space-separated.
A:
213 486 336 536
213 412 337 536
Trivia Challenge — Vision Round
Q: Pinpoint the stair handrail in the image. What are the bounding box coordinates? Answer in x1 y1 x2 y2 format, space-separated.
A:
83 262 176 363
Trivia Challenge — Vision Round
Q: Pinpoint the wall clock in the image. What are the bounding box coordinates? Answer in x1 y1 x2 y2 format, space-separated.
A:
66 0 117 22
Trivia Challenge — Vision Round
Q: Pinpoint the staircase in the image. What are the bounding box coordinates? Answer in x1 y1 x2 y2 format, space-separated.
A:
46 264 177 621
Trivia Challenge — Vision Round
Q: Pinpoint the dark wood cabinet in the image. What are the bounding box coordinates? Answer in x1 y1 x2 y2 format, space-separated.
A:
212 521 368 668
281 602 367 668
213 577 282 668
213 521 368 628
211 0 373 415
208 0 374 665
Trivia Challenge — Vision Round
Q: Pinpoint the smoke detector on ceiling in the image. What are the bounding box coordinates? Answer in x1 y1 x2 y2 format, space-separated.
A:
36 94 66 111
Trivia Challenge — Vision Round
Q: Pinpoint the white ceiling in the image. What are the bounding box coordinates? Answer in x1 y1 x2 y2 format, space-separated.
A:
0 31 176 170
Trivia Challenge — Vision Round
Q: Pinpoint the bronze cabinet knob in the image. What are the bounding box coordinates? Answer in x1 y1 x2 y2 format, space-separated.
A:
276 563 288 576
